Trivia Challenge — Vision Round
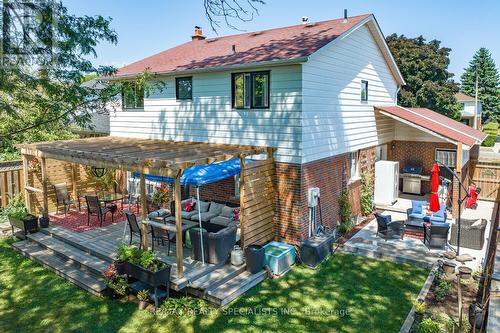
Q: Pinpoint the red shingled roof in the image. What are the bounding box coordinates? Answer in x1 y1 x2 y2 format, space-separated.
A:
455 92 477 102
116 14 371 77
376 105 486 146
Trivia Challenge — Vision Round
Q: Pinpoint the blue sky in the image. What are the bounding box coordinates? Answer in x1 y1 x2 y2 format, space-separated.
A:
64 0 500 81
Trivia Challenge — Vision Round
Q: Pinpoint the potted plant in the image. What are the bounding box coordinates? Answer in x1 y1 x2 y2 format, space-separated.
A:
3 194 38 237
414 300 426 322
151 184 169 210
137 289 150 310
102 264 128 299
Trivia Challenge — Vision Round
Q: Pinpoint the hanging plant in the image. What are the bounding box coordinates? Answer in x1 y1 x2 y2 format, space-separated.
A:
27 158 40 173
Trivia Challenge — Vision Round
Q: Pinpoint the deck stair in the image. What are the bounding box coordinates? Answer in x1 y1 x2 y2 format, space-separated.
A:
187 263 267 306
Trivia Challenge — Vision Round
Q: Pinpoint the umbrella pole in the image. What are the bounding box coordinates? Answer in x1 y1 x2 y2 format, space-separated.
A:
196 186 205 265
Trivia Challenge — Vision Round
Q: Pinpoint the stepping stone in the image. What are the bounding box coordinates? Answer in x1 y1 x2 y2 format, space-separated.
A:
443 251 456 259
456 254 474 263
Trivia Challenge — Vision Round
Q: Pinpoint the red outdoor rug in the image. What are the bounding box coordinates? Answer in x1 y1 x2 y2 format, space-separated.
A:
49 204 139 233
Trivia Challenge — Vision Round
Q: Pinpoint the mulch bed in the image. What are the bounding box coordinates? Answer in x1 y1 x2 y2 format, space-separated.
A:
49 203 139 232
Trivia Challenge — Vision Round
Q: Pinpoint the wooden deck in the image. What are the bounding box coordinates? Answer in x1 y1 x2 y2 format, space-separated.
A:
12 221 268 305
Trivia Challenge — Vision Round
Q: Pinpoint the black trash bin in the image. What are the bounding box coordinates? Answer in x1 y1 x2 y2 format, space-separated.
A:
245 244 265 274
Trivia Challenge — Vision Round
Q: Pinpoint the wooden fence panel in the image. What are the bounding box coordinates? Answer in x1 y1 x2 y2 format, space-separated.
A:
0 161 23 208
242 158 275 247
470 161 500 202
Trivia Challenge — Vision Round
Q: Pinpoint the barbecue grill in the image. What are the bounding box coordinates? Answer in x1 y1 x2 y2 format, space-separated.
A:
400 165 430 194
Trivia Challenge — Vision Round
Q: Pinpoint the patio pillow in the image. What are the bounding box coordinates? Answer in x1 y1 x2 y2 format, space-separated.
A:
411 200 425 214
231 208 240 221
183 201 195 212
471 219 484 228
220 206 234 218
432 204 446 218
209 202 224 215
196 200 210 213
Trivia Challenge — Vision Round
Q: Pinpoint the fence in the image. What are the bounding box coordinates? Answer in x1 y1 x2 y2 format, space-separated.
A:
470 161 500 202
0 161 23 208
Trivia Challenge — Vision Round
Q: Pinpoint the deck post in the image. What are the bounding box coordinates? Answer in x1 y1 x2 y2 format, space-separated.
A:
174 170 184 278
21 154 32 214
239 154 246 248
40 157 49 219
140 172 148 250
71 163 78 201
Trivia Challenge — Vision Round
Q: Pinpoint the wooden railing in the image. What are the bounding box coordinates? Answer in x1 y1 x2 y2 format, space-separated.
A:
470 160 500 202
0 160 23 207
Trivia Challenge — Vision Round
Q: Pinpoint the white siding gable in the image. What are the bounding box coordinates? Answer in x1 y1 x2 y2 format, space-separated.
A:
301 23 398 163
110 65 303 163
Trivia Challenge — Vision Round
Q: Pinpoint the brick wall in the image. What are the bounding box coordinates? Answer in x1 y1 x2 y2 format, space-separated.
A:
188 177 239 205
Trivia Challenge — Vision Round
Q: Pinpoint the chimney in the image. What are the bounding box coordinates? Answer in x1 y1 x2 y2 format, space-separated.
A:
343 9 348 23
191 26 206 41
302 16 309 24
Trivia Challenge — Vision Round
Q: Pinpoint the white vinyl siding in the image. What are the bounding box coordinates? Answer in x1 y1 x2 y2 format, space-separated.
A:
301 23 398 163
110 65 302 163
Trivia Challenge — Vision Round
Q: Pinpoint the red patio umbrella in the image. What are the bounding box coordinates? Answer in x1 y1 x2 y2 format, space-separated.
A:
429 163 440 212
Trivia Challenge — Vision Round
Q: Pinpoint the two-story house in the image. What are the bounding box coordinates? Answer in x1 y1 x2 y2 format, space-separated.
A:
455 92 482 130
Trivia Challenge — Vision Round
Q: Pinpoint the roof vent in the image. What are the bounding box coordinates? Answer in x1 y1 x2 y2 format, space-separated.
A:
304 22 316 28
302 16 309 24
250 31 263 36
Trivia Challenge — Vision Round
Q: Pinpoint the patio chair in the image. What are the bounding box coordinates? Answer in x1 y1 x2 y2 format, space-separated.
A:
449 218 486 250
423 222 450 250
374 213 405 241
125 212 151 249
54 183 79 216
85 195 112 227
149 221 174 254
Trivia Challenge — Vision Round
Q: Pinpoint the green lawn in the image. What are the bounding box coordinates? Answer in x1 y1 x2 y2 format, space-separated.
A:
0 236 428 333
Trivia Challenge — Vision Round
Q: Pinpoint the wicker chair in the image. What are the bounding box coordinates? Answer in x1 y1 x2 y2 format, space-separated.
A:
374 213 405 241
423 223 449 250
449 218 487 250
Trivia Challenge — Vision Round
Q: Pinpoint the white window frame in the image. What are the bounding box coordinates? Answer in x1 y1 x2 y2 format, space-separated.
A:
435 149 457 169
360 80 368 102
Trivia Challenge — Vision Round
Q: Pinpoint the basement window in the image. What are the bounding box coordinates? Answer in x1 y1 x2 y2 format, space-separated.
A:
361 80 369 102
232 71 270 109
122 82 144 109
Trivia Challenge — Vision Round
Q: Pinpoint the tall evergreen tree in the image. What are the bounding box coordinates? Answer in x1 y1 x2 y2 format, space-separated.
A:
460 48 500 122
386 34 461 119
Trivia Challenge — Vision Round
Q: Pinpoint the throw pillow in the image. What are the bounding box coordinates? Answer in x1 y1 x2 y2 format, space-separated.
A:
471 219 483 227
183 201 195 212
221 206 234 218
231 208 240 221
412 200 424 214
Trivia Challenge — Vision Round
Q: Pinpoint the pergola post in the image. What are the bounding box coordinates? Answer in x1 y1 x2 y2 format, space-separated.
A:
40 157 49 219
21 155 32 214
239 154 246 247
71 163 78 201
174 170 184 278
140 172 148 250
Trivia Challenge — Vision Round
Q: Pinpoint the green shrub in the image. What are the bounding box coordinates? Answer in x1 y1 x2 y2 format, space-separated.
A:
414 300 426 314
337 221 353 235
482 121 498 147
360 174 374 215
137 289 149 302
339 188 351 224
116 243 167 272
482 134 496 147
435 280 451 302
418 318 442 333
1 193 28 220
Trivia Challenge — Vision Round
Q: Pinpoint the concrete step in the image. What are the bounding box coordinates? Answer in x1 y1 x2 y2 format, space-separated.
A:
12 240 107 296
27 233 111 276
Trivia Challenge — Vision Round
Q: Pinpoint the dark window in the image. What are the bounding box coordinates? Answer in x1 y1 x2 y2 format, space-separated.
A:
176 77 192 100
361 80 368 101
122 82 144 109
232 71 270 109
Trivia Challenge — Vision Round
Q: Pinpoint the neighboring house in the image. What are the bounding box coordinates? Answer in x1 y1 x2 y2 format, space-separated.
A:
455 92 482 130
111 13 485 244
72 79 111 138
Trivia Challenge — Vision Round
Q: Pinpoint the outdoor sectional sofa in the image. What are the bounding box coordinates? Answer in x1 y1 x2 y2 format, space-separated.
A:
180 198 240 236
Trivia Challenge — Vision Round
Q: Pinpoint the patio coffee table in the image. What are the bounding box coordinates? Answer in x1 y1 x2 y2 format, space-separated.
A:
404 217 430 236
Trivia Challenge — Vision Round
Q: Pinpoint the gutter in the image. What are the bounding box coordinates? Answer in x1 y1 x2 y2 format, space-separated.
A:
104 56 309 81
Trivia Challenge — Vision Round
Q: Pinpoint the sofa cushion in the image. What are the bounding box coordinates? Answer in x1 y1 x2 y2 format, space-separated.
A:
411 200 426 214
220 206 234 218
431 221 450 228
409 212 426 220
211 215 232 227
432 204 446 218
429 215 446 223
147 209 170 219
191 211 218 222
194 200 210 213
208 202 224 215
181 210 198 219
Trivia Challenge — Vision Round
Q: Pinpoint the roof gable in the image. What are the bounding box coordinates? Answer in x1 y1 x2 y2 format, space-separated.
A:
116 14 373 77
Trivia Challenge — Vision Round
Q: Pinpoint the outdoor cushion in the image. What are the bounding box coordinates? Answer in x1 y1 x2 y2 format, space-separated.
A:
191 211 218 222
194 200 210 213
220 206 234 218
208 202 224 215
377 214 391 225
430 221 450 228
211 215 232 227
409 212 426 220
429 215 446 223
432 204 446 218
411 200 426 214
183 201 195 212
181 210 198 219
147 209 170 219
231 208 240 221
471 219 484 228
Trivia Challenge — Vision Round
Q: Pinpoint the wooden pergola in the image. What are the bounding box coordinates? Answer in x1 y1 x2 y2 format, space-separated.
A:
17 136 272 278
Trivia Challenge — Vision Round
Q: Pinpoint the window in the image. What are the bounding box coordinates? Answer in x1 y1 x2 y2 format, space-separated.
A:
435 149 457 168
122 82 144 109
232 71 270 109
176 77 192 100
349 151 360 181
375 144 387 161
360 80 368 101
234 175 240 198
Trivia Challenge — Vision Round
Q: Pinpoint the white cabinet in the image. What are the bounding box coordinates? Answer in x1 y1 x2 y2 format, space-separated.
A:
374 161 399 205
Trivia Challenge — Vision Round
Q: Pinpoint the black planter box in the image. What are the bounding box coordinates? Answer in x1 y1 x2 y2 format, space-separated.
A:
118 261 171 288
8 214 39 238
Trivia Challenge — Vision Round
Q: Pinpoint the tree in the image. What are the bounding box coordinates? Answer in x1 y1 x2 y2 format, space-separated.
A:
460 48 500 122
203 0 264 32
386 34 461 119
0 0 120 159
